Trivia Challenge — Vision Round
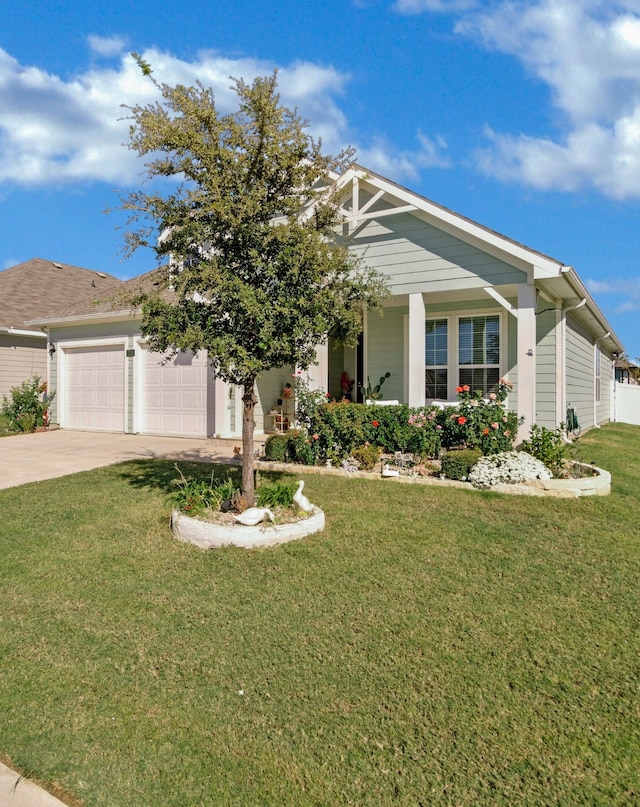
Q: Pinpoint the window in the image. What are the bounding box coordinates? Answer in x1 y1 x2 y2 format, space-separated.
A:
458 315 500 395
425 318 448 399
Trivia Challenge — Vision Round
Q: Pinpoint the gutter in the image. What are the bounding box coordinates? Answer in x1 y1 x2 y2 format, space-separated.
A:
0 326 46 338
559 266 625 353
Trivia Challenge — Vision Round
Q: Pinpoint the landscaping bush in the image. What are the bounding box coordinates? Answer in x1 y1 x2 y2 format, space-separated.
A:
440 448 482 481
256 481 297 508
437 380 521 454
351 443 383 471
521 423 567 478
469 451 552 489
264 434 291 462
1 376 55 432
304 402 443 465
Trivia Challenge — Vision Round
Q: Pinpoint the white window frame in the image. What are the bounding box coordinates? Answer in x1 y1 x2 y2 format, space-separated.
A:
425 316 450 401
456 312 504 397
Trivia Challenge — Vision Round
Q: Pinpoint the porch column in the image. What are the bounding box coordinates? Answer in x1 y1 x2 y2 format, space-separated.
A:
305 341 329 392
408 292 426 407
517 283 537 442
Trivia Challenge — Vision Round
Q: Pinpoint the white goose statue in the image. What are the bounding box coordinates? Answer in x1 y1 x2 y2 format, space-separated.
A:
234 507 275 526
293 480 313 513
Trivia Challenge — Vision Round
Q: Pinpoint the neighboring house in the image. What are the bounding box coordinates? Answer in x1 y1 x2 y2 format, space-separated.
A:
0 258 121 400
32 167 624 441
614 358 639 385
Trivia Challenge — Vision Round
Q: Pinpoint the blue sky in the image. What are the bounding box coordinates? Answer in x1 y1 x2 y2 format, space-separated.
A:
2 0 640 359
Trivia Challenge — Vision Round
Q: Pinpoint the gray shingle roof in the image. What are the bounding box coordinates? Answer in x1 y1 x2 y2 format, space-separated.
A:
0 258 122 331
29 266 171 324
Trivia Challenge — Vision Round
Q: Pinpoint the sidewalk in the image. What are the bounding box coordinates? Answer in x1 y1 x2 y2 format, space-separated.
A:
0 763 70 807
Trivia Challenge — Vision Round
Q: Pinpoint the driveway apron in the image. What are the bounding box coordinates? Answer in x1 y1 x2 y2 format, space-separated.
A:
0 430 247 490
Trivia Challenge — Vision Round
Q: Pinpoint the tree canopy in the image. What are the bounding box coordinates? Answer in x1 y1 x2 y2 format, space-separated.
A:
120 57 388 502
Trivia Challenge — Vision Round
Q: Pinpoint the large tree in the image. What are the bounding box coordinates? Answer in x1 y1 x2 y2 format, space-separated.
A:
120 57 387 504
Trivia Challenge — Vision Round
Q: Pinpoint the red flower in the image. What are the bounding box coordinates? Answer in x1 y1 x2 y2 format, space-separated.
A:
457 416 467 425
372 420 379 427
483 427 490 435
456 386 463 393
462 385 470 392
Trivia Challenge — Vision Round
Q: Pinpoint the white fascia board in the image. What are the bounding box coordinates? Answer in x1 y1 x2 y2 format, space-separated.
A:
26 310 141 328
0 326 46 338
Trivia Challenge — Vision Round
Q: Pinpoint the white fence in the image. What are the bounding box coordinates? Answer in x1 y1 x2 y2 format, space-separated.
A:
611 382 640 426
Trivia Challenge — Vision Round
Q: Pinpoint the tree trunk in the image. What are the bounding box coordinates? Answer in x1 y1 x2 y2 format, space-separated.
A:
241 379 257 506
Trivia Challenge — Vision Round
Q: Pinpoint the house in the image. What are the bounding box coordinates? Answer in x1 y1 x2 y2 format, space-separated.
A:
32 167 624 442
0 258 122 400
614 358 639 385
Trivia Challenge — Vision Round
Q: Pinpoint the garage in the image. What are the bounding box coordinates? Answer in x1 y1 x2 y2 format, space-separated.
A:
142 348 209 437
65 344 125 431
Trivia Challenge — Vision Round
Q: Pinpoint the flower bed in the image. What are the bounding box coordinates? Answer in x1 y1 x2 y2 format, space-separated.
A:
171 507 325 549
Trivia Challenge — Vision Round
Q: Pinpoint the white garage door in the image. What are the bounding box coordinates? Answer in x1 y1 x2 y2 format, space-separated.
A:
143 348 208 437
66 345 125 431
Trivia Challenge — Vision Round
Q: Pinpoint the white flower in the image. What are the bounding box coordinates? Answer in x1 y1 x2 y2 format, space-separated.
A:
468 451 552 489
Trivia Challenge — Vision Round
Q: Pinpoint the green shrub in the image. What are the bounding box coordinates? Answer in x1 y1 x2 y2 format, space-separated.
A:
437 380 521 454
441 448 482 481
521 424 567 477
264 434 290 462
305 402 443 465
256 481 297 508
1 376 55 432
172 467 239 515
351 444 382 471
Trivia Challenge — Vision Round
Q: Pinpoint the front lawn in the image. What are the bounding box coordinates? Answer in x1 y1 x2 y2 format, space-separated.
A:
1 424 639 806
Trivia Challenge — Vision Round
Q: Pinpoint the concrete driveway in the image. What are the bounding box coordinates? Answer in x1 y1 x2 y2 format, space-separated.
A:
0 429 254 491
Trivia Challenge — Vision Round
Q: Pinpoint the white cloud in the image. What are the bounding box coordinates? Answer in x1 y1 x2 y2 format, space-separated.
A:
394 0 479 12
586 276 640 312
453 0 640 198
358 133 451 179
88 35 128 57
0 46 353 187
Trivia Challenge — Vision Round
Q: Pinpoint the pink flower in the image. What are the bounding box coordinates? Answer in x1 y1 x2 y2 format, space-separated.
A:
489 392 497 401
463 385 470 392
312 433 319 440
491 422 499 430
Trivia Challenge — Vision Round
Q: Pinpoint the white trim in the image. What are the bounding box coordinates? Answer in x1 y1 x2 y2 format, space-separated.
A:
1 327 46 338
483 287 517 318
555 304 566 426
516 283 537 441
408 293 426 406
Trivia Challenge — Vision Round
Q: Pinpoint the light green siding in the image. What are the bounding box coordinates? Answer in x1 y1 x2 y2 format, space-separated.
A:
366 307 405 401
535 310 557 428
350 213 528 295
566 316 595 430
596 348 612 425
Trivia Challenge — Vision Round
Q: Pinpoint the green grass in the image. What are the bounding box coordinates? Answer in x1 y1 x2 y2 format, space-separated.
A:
1 423 639 806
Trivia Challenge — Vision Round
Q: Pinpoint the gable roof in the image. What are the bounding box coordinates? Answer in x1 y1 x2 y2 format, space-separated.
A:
0 258 122 334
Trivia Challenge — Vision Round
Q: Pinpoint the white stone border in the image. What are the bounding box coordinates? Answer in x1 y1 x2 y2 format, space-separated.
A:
171 507 325 549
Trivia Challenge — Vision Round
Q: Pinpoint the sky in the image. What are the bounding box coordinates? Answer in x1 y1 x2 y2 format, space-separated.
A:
1 0 639 359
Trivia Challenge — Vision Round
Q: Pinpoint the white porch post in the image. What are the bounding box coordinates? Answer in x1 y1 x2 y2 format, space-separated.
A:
305 341 329 391
408 292 426 407
517 283 537 442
